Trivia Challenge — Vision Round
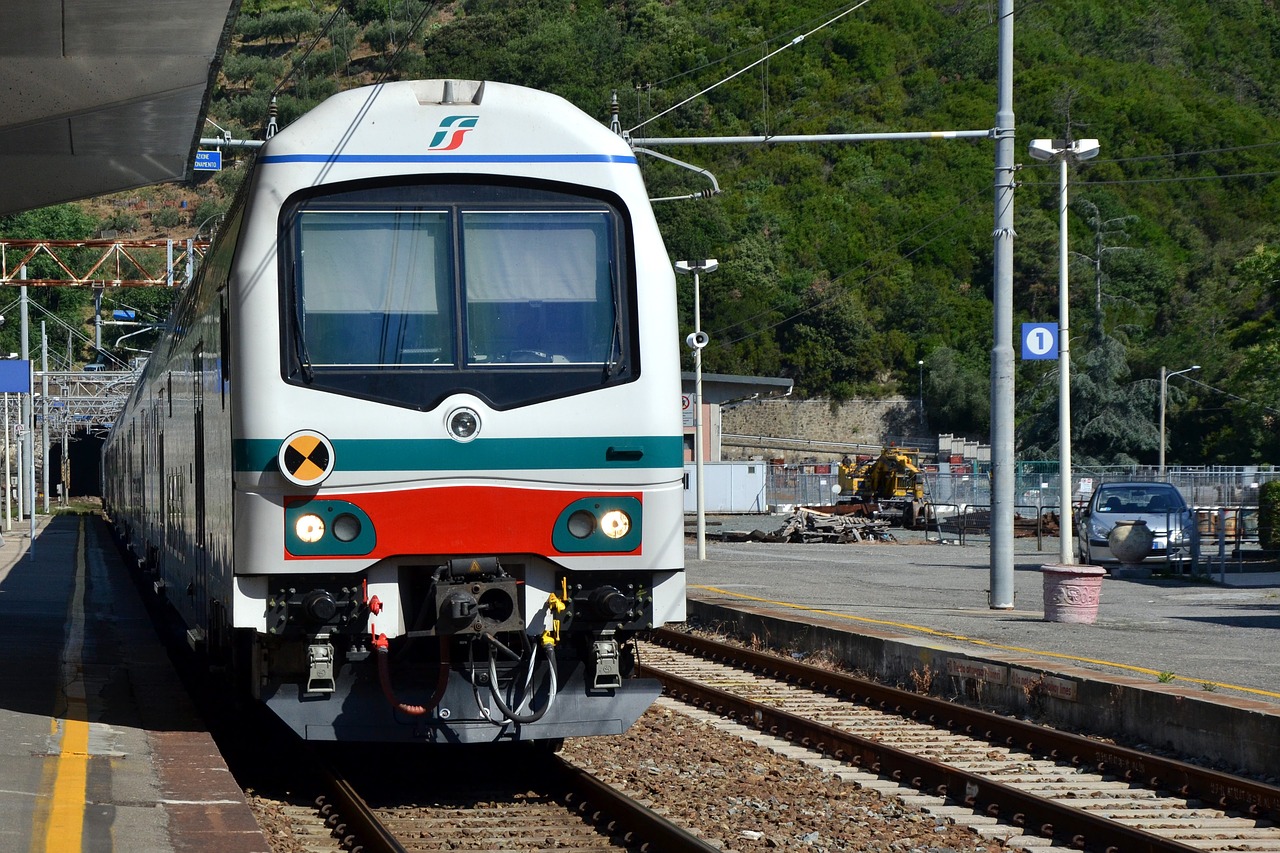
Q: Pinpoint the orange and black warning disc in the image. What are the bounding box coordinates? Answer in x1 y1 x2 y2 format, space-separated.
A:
278 429 335 486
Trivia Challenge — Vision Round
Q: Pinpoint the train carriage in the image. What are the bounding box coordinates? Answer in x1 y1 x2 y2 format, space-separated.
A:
102 79 686 743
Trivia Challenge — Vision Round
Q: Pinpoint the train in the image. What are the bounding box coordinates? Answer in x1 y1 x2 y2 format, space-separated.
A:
101 79 687 744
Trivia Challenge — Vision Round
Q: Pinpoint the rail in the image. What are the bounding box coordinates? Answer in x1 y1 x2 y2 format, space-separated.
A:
648 629 1280 842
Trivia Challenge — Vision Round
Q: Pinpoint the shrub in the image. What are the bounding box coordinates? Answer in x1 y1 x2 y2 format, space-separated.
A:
1259 480 1280 551
151 207 184 229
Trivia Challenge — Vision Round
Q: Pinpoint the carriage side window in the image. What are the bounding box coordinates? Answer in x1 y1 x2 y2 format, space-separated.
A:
296 210 454 366
461 211 615 366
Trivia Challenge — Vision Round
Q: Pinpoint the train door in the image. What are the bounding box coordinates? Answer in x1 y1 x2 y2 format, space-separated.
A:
157 384 167 574
193 345 208 626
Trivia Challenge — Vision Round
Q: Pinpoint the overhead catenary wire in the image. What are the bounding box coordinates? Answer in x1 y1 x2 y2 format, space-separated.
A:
270 1 354 101
712 183 989 345
627 0 876 136
372 2 438 86
1180 375 1280 417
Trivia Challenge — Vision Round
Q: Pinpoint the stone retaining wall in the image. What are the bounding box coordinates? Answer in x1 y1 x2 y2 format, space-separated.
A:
720 398 924 461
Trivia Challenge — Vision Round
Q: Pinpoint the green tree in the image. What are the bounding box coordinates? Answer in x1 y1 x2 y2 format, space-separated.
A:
923 347 989 439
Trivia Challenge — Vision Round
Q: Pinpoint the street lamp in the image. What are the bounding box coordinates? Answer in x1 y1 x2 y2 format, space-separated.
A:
674 259 718 560
1028 137 1100 565
1159 364 1200 477
917 359 924 427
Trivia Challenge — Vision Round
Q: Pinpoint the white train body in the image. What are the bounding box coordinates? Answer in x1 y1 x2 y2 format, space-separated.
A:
102 81 686 743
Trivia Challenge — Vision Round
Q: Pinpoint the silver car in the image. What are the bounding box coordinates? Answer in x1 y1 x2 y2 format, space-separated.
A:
1077 482 1199 568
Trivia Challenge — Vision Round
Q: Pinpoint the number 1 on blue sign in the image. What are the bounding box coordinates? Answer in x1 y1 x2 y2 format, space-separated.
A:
1021 322 1058 360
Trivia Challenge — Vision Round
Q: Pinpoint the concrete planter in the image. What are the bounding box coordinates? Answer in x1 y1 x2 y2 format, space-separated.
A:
1041 563 1105 624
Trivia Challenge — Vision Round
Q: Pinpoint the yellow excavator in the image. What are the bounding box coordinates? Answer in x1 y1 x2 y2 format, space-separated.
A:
837 446 926 527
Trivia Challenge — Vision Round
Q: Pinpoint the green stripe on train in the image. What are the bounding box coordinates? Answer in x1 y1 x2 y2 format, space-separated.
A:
233 435 684 473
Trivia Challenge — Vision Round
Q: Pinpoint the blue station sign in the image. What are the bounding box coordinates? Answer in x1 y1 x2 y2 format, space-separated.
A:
194 150 223 171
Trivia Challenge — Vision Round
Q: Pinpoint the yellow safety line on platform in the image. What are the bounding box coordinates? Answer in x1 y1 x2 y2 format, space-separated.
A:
32 517 89 852
694 584 1280 701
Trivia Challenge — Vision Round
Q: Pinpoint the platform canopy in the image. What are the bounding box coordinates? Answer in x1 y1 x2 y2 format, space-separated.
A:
0 0 240 217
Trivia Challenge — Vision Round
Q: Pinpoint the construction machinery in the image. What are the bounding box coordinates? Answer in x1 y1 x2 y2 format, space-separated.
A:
837 446 926 527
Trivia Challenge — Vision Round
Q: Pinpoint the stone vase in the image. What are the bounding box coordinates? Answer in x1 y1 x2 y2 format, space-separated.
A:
1108 520 1154 563
1108 520 1154 578
1041 563 1105 624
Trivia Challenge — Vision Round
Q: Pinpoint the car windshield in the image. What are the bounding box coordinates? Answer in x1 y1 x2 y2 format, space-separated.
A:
1094 486 1185 514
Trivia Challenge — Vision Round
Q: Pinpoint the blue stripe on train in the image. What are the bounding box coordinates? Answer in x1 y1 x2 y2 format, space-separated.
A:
260 153 639 165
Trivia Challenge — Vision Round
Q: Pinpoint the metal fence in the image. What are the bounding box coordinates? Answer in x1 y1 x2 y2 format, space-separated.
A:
765 462 1275 549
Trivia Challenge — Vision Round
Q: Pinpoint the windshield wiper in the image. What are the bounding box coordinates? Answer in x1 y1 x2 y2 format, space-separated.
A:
290 261 314 383
603 256 623 380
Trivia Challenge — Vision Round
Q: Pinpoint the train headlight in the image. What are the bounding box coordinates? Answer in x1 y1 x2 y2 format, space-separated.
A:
332 512 362 543
447 407 481 442
567 510 596 539
295 513 326 543
285 500 376 556
600 509 631 539
552 497 642 553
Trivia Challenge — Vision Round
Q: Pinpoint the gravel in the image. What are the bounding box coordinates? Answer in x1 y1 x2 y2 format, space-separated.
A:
561 703 993 852
247 701 994 852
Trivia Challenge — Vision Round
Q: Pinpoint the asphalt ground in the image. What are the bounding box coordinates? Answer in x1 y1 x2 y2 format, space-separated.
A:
684 513 1280 707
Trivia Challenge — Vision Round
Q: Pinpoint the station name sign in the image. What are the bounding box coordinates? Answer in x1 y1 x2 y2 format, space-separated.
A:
194 150 223 172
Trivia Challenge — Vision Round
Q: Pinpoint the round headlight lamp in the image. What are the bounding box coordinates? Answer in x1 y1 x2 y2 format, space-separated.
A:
447 407 481 442
295 513 326 543
599 509 632 540
567 510 596 539
332 512 362 543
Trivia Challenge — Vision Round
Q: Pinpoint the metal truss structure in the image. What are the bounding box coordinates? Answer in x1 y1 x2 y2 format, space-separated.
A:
35 370 139 434
0 239 209 288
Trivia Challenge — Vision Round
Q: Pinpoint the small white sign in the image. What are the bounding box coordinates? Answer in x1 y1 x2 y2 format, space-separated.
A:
681 394 696 427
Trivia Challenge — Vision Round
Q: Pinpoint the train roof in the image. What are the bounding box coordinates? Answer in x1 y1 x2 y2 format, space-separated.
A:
256 80 638 181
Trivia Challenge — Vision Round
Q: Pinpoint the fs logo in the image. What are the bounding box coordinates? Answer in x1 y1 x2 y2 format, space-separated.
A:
429 115 478 150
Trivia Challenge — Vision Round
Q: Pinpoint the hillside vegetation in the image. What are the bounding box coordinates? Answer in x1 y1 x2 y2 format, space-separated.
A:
5 0 1278 466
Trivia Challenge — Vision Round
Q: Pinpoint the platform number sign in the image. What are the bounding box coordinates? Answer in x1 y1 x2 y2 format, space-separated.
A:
1021 323 1058 360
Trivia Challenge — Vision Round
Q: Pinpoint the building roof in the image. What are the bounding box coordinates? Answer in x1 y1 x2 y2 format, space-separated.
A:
681 372 794 405
0 0 240 216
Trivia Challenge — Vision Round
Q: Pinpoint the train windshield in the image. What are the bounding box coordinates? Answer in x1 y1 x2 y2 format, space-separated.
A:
283 183 635 411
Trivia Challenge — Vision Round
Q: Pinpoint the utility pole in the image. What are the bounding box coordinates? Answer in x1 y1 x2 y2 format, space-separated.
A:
988 0 1017 609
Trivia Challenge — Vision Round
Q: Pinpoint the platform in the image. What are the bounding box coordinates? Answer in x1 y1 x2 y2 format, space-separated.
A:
0 513 268 852
685 515 1280 776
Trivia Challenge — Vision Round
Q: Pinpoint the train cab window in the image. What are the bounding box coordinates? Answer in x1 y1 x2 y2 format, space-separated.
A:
461 211 615 366
295 210 455 367
282 182 637 412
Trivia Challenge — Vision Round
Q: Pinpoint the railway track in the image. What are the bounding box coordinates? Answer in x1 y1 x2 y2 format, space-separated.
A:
257 744 720 853
640 628 1280 853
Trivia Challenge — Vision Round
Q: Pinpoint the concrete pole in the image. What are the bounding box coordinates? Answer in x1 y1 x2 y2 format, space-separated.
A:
988 0 1017 609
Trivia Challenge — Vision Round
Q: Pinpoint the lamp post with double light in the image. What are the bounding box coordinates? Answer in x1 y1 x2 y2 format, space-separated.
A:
1028 137 1099 565
1159 365 1200 477
674 259 717 560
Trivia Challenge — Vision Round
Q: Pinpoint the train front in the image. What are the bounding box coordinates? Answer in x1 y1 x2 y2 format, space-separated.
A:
230 80 685 743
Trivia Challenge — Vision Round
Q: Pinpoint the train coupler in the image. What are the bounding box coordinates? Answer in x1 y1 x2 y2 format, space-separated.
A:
592 632 622 689
306 633 336 694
